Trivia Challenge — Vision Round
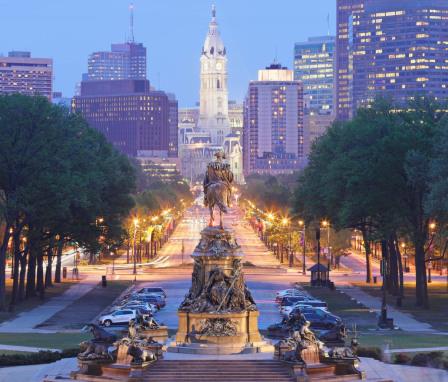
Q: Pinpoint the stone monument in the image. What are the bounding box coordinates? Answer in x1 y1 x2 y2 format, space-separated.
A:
168 152 269 354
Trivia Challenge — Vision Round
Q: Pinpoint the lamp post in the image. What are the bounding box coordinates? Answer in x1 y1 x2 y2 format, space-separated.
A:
401 242 408 272
316 229 321 286
299 220 306 275
322 220 330 271
133 219 138 275
429 222 435 283
380 239 388 328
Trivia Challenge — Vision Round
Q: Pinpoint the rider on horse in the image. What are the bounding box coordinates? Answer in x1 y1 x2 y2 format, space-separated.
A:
203 151 233 208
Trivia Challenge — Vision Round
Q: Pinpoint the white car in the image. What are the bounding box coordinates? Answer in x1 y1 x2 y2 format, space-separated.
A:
112 302 155 315
98 309 137 327
275 289 308 301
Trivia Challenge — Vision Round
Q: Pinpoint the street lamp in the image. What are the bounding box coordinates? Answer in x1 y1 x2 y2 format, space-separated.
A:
322 220 330 271
429 222 436 283
401 242 408 272
133 219 138 275
299 220 306 275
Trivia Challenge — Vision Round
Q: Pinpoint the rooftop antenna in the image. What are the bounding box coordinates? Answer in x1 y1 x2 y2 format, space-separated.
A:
129 3 135 43
327 13 330 36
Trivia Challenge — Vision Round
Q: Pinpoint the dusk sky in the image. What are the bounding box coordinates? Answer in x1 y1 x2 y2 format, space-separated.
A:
0 0 336 107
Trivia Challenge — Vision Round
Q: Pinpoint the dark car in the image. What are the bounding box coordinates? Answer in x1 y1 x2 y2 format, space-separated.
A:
280 296 318 307
292 307 341 329
134 287 166 299
128 294 165 308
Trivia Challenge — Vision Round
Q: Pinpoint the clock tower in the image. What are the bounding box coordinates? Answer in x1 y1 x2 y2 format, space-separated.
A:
197 5 230 145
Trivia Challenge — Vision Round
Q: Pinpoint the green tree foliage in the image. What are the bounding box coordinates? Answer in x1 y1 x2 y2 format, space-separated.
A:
295 95 447 308
0 94 136 310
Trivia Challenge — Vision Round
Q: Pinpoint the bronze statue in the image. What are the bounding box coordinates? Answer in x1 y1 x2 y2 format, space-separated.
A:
203 151 234 228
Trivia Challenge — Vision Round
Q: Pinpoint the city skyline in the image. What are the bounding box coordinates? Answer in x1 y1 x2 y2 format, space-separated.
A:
0 0 336 106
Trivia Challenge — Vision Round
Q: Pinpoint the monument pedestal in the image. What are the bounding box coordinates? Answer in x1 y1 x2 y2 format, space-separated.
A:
167 226 273 355
176 310 261 344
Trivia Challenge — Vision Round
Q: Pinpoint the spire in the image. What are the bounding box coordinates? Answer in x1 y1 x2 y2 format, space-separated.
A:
202 5 225 57
129 2 135 44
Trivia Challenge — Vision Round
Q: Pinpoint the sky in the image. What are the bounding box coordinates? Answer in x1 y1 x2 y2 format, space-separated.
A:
0 0 336 107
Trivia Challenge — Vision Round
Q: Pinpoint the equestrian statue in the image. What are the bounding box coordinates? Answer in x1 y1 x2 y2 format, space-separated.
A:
203 151 234 228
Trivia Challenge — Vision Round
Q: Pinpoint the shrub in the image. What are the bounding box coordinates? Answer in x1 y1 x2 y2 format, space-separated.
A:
357 346 383 361
411 351 445 368
0 348 79 367
394 353 410 365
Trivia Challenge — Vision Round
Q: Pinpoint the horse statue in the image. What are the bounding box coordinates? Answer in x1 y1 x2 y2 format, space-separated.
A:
203 152 234 229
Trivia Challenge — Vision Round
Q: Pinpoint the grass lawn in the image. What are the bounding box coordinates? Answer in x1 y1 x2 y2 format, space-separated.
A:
0 333 91 350
36 280 132 330
303 284 378 330
360 333 448 350
0 279 78 324
353 281 448 331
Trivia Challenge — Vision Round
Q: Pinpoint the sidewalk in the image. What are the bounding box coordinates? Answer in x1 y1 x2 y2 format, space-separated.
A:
0 275 99 333
0 344 60 352
336 283 436 332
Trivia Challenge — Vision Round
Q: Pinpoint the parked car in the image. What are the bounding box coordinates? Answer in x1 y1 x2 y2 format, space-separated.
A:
279 299 327 315
279 296 318 307
275 289 308 302
98 309 137 327
112 302 155 315
128 294 165 308
294 307 341 329
131 286 166 299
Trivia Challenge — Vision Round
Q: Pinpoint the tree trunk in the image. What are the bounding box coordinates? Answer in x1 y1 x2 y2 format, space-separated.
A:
415 243 429 308
54 242 63 283
396 241 404 299
45 247 53 288
361 228 372 283
11 233 21 305
19 248 27 302
26 250 37 298
0 226 13 311
388 238 399 296
36 250 45 295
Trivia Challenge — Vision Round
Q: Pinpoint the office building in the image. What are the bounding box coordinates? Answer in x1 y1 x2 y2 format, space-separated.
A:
83 43 146 83
243 63 306 176
350 0 448 111
294 36 336 115
167 94 179 158
73 79 171 157
0 51 53 100
336 0 366 121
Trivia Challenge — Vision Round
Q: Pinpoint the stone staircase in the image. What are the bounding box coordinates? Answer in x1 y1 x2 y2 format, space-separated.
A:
144 359 294 381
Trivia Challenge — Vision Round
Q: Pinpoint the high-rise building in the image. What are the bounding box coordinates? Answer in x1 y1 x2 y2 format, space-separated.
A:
336 0 366 121
0 51 53 100
178 6 243 183
243 63 306 176
167 94 179 158
294 36 336 115
350 0 448 111
73 79 171 157
83 43 146 83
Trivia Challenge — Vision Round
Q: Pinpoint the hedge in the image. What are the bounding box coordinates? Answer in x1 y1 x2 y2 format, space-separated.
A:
0 348 79 366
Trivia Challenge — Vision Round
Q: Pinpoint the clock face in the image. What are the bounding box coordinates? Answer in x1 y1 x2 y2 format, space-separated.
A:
216 62 223 70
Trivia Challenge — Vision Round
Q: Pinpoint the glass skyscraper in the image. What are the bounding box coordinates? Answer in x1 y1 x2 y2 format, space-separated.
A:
350 0 448 111
294 36 336 115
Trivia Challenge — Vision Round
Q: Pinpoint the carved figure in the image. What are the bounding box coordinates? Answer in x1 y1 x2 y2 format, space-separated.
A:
319 324 347 343
198 317 238 337
203 151 234 228
126 345 156 363
299 321 317 345
282 341 308 367
88 323 117 343
135 311 160 330
268 308 307 333
207 266 231 307
328 338 359 359
78 341 113 360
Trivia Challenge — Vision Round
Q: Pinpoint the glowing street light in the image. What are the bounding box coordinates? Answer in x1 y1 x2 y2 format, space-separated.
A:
133 219 138 275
